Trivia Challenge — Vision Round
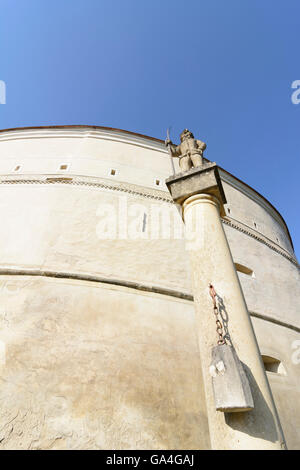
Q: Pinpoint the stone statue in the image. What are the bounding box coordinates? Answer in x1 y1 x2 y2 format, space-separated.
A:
165 129 206 172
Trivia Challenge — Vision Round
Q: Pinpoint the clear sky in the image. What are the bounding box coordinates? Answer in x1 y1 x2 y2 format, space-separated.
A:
1 0 300 257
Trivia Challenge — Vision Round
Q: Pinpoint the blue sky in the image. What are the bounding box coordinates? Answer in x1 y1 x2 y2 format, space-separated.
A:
1 0 300 256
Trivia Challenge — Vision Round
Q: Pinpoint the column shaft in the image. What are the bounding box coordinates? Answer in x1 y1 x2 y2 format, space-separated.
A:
183 193 286 450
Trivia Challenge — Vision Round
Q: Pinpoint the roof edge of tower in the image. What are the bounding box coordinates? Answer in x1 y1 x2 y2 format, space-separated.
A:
0 125 295 252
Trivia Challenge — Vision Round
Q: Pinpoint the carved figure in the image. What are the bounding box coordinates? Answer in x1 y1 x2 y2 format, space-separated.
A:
165 129 206 172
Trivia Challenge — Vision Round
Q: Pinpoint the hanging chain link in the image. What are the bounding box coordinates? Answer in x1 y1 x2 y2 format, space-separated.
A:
209 284 226 345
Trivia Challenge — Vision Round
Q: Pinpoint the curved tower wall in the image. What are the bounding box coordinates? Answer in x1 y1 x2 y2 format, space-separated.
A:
0 126 298 449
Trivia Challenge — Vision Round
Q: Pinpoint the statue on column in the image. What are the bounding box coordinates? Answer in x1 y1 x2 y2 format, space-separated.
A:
165 129 207 172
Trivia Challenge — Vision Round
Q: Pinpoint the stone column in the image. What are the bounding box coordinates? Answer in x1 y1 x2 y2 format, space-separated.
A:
166 163 286 450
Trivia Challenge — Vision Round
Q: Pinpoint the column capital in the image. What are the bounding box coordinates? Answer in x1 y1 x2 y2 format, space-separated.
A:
165 162 227 216
182 193 221 217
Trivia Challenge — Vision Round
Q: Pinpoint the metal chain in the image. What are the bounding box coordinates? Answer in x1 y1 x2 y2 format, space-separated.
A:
209 284 226 345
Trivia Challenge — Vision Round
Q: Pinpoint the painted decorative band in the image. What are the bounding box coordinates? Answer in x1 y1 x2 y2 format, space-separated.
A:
0 176 298 267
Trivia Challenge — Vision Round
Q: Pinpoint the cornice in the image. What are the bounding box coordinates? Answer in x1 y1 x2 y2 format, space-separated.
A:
0 126 166 154
222 218 298 267
219 169 291 243
0 174 172 202
0 265 298 333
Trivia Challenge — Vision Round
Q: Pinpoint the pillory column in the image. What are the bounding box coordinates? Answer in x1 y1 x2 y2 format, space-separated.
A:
166 162 286 450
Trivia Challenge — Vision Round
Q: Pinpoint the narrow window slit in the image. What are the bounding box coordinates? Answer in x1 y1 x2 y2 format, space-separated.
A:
142 213 147 232
234 263 255 278
262 356 286 375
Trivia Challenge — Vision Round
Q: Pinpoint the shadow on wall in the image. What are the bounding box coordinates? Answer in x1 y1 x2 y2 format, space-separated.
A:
225 363 284 445
215 294 284 447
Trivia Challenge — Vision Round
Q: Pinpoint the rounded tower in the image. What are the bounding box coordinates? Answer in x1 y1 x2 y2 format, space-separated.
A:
0 126 298 449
